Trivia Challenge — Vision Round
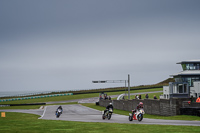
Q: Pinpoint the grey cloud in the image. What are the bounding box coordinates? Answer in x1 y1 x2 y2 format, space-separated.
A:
0 0 200 91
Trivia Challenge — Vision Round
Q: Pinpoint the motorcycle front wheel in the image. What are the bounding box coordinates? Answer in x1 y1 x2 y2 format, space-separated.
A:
56 114 60 118
137 113 143 122
108 114 111 120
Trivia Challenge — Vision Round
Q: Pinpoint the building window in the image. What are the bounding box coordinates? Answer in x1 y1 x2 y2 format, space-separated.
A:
184 84 187 93
182 64 186 70
185 78 191 86
190 64 195 70
175 77 182 82
197 64 200 70
186 64 190 70
175 77 200 87
183 63 200 70
178 84 183 93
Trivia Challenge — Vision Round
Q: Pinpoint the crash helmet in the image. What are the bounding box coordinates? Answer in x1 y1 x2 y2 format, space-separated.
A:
139 102 143 107
109 102 112 105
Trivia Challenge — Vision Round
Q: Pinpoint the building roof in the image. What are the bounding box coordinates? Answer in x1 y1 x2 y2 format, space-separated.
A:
171 70 200 77
177 59 200 64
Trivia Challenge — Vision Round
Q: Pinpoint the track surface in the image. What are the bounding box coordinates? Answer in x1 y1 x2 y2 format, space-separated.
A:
1 104 200 126
40 104 200 126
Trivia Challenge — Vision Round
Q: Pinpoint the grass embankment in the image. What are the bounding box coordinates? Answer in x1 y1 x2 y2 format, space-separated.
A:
0 112 200 133
0 88 162 105
0 88 161 110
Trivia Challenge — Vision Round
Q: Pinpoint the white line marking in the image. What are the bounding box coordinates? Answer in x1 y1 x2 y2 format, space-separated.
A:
38 106 47 119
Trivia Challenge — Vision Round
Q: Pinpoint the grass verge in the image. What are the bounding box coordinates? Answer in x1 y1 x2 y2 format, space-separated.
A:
0 102 78 109
0 112 200 133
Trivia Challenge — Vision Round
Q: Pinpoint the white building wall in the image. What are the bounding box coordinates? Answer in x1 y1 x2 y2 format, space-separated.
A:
163 86 169 99
190 81 200 97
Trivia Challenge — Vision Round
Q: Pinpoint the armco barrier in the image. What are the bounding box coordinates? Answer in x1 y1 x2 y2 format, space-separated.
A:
0 93 73 102
0 103 46 107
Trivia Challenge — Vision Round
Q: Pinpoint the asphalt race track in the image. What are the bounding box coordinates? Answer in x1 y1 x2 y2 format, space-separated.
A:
1 104 200 126
40 104 200 126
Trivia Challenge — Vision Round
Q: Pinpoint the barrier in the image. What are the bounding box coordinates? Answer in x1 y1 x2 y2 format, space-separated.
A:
99 98 191 116
180 107 200 116
0 93 73 102
0 103 46 107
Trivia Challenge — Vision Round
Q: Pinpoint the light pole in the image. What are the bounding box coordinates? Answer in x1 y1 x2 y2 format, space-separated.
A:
128 74 130 100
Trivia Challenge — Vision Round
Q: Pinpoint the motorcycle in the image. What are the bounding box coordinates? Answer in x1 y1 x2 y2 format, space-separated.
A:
55 108 62 118
129 108 145 122
102 108 113 120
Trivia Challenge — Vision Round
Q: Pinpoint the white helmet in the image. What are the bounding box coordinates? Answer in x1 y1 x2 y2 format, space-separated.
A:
109 103 112 105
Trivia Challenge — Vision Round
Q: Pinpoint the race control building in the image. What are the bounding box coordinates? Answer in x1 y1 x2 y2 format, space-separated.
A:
162 59 200 99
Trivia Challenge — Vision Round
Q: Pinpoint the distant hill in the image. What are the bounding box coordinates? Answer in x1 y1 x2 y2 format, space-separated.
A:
69 78 174 95
155 78 175 86
1 78 174 99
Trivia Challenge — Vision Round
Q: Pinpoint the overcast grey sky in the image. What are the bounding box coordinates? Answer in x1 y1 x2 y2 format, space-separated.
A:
0 0 200 92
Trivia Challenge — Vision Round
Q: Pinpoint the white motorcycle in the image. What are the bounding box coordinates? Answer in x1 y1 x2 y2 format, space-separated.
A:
129 108 145 122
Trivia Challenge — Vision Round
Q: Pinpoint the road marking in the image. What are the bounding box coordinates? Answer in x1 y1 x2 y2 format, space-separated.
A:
38 106 47 119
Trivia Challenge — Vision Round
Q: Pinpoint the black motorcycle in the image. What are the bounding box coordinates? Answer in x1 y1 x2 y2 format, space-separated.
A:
102 108 113 120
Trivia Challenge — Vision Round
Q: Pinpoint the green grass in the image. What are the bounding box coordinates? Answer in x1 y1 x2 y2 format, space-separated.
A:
128 92 163 100
106 87 162 96
0 88 162 104
0 105 43 109
112 92 163 100
81 103 200 121
0 93 99 104
0 88 162 110
0 112 200 133
0 102 78 109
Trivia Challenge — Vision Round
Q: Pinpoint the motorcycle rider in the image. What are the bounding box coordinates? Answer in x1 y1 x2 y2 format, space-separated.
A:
56 105 63 115
132 102 143 117
104 102 113 115
137 102 143 109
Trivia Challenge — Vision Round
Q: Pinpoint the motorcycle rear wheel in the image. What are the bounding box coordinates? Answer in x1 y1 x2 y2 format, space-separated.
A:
129 115 133 121
102 114 105 120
